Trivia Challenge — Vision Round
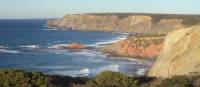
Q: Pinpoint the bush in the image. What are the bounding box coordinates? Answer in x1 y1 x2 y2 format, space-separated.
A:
157 76 192 87
79 71 138 87
4 68 200 87
0 69 47 87
0 69 87 87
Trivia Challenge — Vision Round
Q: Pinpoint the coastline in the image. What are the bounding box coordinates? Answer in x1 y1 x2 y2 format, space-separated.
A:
94 33 156 76
1 25 152 77
0 19 160 78
43 28 154 77
43 25 165 60
2 19 200 87
99 34 165 59
44 26 157 71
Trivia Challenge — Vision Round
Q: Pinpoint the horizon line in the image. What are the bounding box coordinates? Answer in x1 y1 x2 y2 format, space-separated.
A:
1 12 200 19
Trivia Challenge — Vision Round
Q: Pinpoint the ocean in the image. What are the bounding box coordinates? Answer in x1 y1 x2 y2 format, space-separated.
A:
0 19 153 77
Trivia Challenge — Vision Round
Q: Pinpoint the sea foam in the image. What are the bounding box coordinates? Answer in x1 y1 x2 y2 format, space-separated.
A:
48 44 69 49
88 34 127 48
0 45 8 49
136 68 148 76
80 68 90 74
45 64 119 77
0 49 21 54
19 45 40 49
91 64 119 74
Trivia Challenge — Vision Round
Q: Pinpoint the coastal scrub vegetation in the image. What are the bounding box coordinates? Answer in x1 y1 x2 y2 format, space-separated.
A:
0 69 88 87
127 35 165 48
157 76 192 87
1 69 200 87
77 71 138 87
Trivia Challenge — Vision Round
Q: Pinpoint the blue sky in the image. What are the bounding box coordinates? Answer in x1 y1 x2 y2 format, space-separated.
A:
0 0 200 19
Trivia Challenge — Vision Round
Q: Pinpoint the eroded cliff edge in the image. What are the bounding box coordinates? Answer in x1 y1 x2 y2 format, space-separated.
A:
48 13 200 34
101 34 165 59
148 25 200 78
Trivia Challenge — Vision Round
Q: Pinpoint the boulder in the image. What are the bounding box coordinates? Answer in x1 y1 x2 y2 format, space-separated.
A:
61 43 86 49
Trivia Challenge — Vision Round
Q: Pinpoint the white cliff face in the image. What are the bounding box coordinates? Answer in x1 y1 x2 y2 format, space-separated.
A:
47 14 186 34
148 25 200 78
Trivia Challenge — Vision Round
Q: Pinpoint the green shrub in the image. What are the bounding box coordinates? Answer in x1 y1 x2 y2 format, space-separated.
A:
0 69 87 87
4 68 200 87
80 71 138 87
157 76 192 87
0 69 48 87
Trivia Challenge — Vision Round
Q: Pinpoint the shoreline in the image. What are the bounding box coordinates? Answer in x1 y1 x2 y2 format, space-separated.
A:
106 54 156 63
44 27 160 61
104 54 155 76
0 27 155 77
44 28 156 77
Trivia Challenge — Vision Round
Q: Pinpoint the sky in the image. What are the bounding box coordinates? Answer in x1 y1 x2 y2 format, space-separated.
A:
0 0 200 19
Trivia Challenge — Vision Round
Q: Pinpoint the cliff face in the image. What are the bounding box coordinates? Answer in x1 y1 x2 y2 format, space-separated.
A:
48 15 119 31
118 16 153 33
148 25 200 78
48 14 200 34
101 34 165 59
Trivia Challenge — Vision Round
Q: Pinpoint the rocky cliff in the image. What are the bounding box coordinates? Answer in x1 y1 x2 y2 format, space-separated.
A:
48 14 119 32
148 25 200 78
48 13 200 34
101 34 165 59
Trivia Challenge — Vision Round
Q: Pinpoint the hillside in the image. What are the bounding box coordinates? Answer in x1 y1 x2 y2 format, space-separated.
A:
148 25 200 78
101 34 165 59
48 13 200 34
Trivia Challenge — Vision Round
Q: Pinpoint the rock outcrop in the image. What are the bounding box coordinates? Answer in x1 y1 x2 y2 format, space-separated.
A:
59 43 86 49
148 25 200 78
101 34 165 59
48 13 200 34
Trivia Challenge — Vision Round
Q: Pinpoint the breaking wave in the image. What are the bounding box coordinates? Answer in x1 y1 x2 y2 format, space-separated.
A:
90 64 119 75
0 45 8 49
43 28 61 31
47 33 127 50
48 44 69 49
19 45 40 49
42 28 68 31
45 64 119 77
88 34 127 48
80 68 90 75
136 68 148 76
0 49 21 54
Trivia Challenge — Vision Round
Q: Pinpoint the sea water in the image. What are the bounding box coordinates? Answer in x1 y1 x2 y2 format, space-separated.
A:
0 19 153 77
